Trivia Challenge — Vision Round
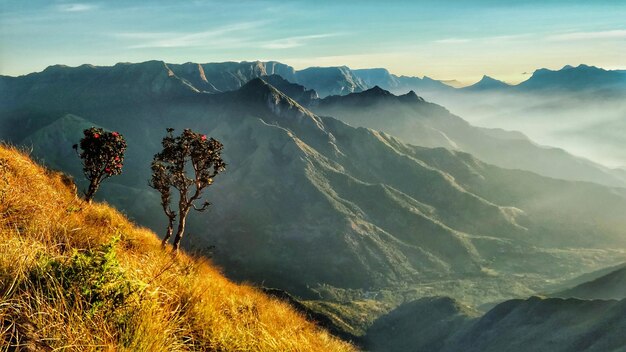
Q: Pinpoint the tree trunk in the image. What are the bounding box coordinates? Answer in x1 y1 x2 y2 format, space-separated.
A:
161 217 174 247
84 177 100 203
172 208 189 252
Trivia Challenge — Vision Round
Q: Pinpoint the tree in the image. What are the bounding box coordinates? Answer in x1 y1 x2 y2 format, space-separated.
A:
74 127 127 203
150 128 226 251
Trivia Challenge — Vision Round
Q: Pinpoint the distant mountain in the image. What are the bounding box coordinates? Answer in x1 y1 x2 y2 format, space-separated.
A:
3 61 626 305
312 86 626 188
351 68 402 90
294 66 368 97
352 68 454 95
260 74 319 106
516 64 626 93
313 85 423 107
440 79 464 88
168 61 296 93
366 296 626 352
421 64 626 172
554 265 626 300
461 75 511 92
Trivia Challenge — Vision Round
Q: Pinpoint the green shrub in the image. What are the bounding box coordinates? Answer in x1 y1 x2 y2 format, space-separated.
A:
31 239 134 314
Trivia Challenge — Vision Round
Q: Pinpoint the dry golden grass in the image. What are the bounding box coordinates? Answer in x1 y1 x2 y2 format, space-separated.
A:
0 145 355 352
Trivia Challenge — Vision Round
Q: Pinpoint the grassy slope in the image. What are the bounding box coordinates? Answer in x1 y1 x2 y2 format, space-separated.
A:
0 145 354 352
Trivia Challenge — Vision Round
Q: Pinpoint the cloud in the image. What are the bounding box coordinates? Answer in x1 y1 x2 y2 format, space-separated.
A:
547 29 626 41
260 33 342 49
434 38 470 44
56 3 99 12
115 21 266 49
434 34 531 45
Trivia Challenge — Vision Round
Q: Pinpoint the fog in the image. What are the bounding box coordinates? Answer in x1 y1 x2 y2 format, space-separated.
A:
420 90 626 169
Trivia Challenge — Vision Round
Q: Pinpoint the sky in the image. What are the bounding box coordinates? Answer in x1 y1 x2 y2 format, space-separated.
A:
1 0 625 85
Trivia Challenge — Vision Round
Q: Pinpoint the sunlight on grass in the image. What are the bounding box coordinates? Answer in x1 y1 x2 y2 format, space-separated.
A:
0 144 355 351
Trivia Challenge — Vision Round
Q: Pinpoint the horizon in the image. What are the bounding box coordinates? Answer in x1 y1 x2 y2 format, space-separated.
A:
5 59 621 87
1 1 625 85
6 59 626 89
0 59 622 88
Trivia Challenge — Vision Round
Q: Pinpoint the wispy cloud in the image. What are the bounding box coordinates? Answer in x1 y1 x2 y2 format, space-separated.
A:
434 38 470 44
482 34 531 43
56 3 99 12
260 33 342 49
547 29 626 41
115 21 266 49
434 34 530 45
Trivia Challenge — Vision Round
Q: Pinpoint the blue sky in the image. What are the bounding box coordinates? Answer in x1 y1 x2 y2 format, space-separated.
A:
1 0 625 84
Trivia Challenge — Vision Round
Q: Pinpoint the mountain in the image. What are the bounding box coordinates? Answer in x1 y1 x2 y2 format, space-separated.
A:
312 86 626 188
168 60 297 93
440 79 464 88
461 75 511 92
352 68 454 95
554 265 626 300
260 74 319 106
418 65 626 171
0 145 354 351
3 61 626 315
294 66 368 97
364 297 479 352
516 64 626 93
351 68 402 90
365 296 626 352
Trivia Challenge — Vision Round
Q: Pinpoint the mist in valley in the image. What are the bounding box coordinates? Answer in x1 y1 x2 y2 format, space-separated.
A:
420 90 626 169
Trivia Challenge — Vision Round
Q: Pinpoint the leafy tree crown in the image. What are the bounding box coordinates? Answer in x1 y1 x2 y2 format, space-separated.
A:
78 127 127 178
151 128 225 200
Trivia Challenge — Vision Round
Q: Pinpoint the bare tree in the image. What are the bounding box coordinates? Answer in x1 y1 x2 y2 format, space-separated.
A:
150 128 226 251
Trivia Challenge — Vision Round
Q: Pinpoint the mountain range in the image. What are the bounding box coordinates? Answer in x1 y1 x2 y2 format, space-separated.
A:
2 60 626 347
311 85 626 188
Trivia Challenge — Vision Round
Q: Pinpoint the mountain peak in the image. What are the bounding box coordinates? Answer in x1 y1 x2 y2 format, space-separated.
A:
237 78 321 124
363 85 394 97
463 75 510 91
398 90 425 102
259 74 319 105
241 76 270 91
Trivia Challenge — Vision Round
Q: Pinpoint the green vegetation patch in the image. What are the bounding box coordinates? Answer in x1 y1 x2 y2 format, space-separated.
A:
29 238 136 315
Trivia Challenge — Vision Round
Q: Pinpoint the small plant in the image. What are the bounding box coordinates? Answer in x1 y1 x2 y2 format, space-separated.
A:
150 128 226 251
30 239 134 314
73 127 126 203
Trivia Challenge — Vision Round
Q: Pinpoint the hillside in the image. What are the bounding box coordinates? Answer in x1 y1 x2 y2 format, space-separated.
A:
0 145 354 351
364 297 479 352
364 296 626 352
554 265 626 300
